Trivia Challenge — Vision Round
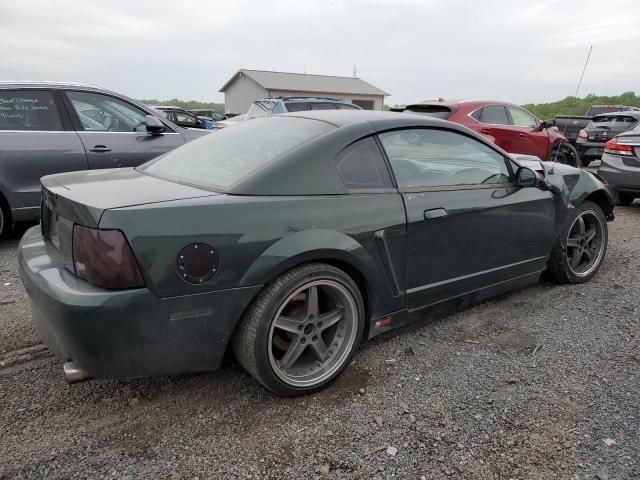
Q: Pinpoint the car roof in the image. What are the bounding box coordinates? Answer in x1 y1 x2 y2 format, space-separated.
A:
283 109 463 130
0 81 124 96
405 99 519 109
592 111 640 118
230 110 510 196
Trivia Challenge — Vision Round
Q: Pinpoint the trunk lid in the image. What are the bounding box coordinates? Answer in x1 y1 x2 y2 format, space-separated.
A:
40 168 217 265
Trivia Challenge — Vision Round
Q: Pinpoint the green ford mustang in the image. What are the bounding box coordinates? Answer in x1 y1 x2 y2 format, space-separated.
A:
18 110 614 396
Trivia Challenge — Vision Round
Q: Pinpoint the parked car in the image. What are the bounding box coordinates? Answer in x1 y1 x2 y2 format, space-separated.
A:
399 100 580 166
0 82 209 236
215 97 362 129
555 104 640 144
19 110 613 396
576 111 640 165
189 109 226 122
150 105 213 130
598 122 640 205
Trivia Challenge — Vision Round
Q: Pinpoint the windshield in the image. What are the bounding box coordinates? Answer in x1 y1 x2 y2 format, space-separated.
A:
140 116 333 190
247 100 278 119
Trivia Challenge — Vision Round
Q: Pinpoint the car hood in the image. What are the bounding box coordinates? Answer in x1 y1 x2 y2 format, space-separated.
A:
41 168 217 226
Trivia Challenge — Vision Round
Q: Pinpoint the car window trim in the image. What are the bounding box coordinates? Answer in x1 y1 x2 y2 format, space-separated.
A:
375 126 516 191
61 89 177 133
397 183 514 194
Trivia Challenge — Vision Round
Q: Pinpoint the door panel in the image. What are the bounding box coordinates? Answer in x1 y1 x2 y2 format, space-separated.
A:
0 88 87 220
64 90 185 169
506 107 550 160
402 186 554 310
378 126 556 312
0 131 87 218
76 131 185 169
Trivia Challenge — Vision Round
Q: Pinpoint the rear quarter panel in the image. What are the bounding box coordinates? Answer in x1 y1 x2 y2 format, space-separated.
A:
99 193 408 320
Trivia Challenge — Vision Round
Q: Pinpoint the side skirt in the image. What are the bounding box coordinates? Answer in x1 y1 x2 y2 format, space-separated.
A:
366 271 542 340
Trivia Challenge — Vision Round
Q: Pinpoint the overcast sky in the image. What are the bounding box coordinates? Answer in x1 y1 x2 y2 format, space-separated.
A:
2 0 639 107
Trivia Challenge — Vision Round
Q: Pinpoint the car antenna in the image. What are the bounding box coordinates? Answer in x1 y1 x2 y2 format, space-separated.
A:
549 45 593 174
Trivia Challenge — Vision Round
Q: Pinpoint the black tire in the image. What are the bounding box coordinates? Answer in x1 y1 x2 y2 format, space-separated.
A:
547 143 578 167
612 190 634 206
232 263 365 396
548 201 608 284
0 204 7 238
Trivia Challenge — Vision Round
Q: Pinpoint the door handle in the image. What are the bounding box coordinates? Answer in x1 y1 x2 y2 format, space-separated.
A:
518 133 526 137
90 145 111 153
479 128 491 134
424 208 448 220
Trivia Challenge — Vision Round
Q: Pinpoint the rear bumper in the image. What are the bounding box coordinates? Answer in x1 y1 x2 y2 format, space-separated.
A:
18 226 260 379
576 141 605 161
598 154 640 195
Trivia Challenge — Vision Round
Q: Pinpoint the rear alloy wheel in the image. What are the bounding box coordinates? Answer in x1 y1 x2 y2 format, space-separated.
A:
548 201 607 284
232 263 364 396
548 144 579 167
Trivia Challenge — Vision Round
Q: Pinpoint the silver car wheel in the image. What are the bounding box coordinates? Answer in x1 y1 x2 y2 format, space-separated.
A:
267 280 358 388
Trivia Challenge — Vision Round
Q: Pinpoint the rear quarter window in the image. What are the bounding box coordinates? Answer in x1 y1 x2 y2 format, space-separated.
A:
336 137 392 189
0 90 63 131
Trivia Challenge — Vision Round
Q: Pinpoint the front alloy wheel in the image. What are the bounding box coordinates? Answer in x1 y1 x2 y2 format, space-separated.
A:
548 201 608 283
232 263 364 396
565 210 606 277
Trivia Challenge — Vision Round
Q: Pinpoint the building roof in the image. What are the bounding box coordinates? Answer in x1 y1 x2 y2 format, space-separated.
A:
220 69 389 96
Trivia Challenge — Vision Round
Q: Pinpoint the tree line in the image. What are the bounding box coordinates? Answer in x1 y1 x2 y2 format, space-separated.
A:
523 92 639 119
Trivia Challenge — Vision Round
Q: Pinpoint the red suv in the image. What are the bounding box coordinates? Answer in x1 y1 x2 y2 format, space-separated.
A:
401 100 579 166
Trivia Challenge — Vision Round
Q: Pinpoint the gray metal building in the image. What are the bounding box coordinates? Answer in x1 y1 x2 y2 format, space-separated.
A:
219 69 389 115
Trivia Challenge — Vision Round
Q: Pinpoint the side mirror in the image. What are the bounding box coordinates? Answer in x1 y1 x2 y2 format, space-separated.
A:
515 166 541 187
538 119 555 130
145 115 165 134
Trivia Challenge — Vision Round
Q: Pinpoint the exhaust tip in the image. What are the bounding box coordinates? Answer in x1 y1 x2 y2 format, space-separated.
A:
63 361 91 384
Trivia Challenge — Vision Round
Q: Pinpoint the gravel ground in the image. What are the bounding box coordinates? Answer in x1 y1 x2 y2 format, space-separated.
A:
1 206 639 479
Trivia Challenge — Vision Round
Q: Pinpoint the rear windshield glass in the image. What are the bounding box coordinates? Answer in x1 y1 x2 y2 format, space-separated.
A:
403 105 453 119
592 115 637 125
140 117 333 190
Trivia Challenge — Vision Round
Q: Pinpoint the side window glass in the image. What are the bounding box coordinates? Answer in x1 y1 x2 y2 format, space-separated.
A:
480 105 509 125
310 103 336 110
284 102 309 112
338 103 360 110
175 112 198 126
0 90 63 131
470 108 482 121
336 137 392 190
379 129 511 189
508 107 538 127
66 91 148 132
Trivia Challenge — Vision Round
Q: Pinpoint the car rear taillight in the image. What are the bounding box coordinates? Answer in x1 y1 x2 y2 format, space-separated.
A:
72 225 144 289
578 129 588 139
604 137 635 156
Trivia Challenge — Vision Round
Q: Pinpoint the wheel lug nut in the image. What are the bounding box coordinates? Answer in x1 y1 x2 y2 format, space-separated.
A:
301 338 306 344
317 322 323 328
312 335 318 342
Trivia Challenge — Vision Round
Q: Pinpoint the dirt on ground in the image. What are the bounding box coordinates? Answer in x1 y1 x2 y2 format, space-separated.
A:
1 206 639 479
